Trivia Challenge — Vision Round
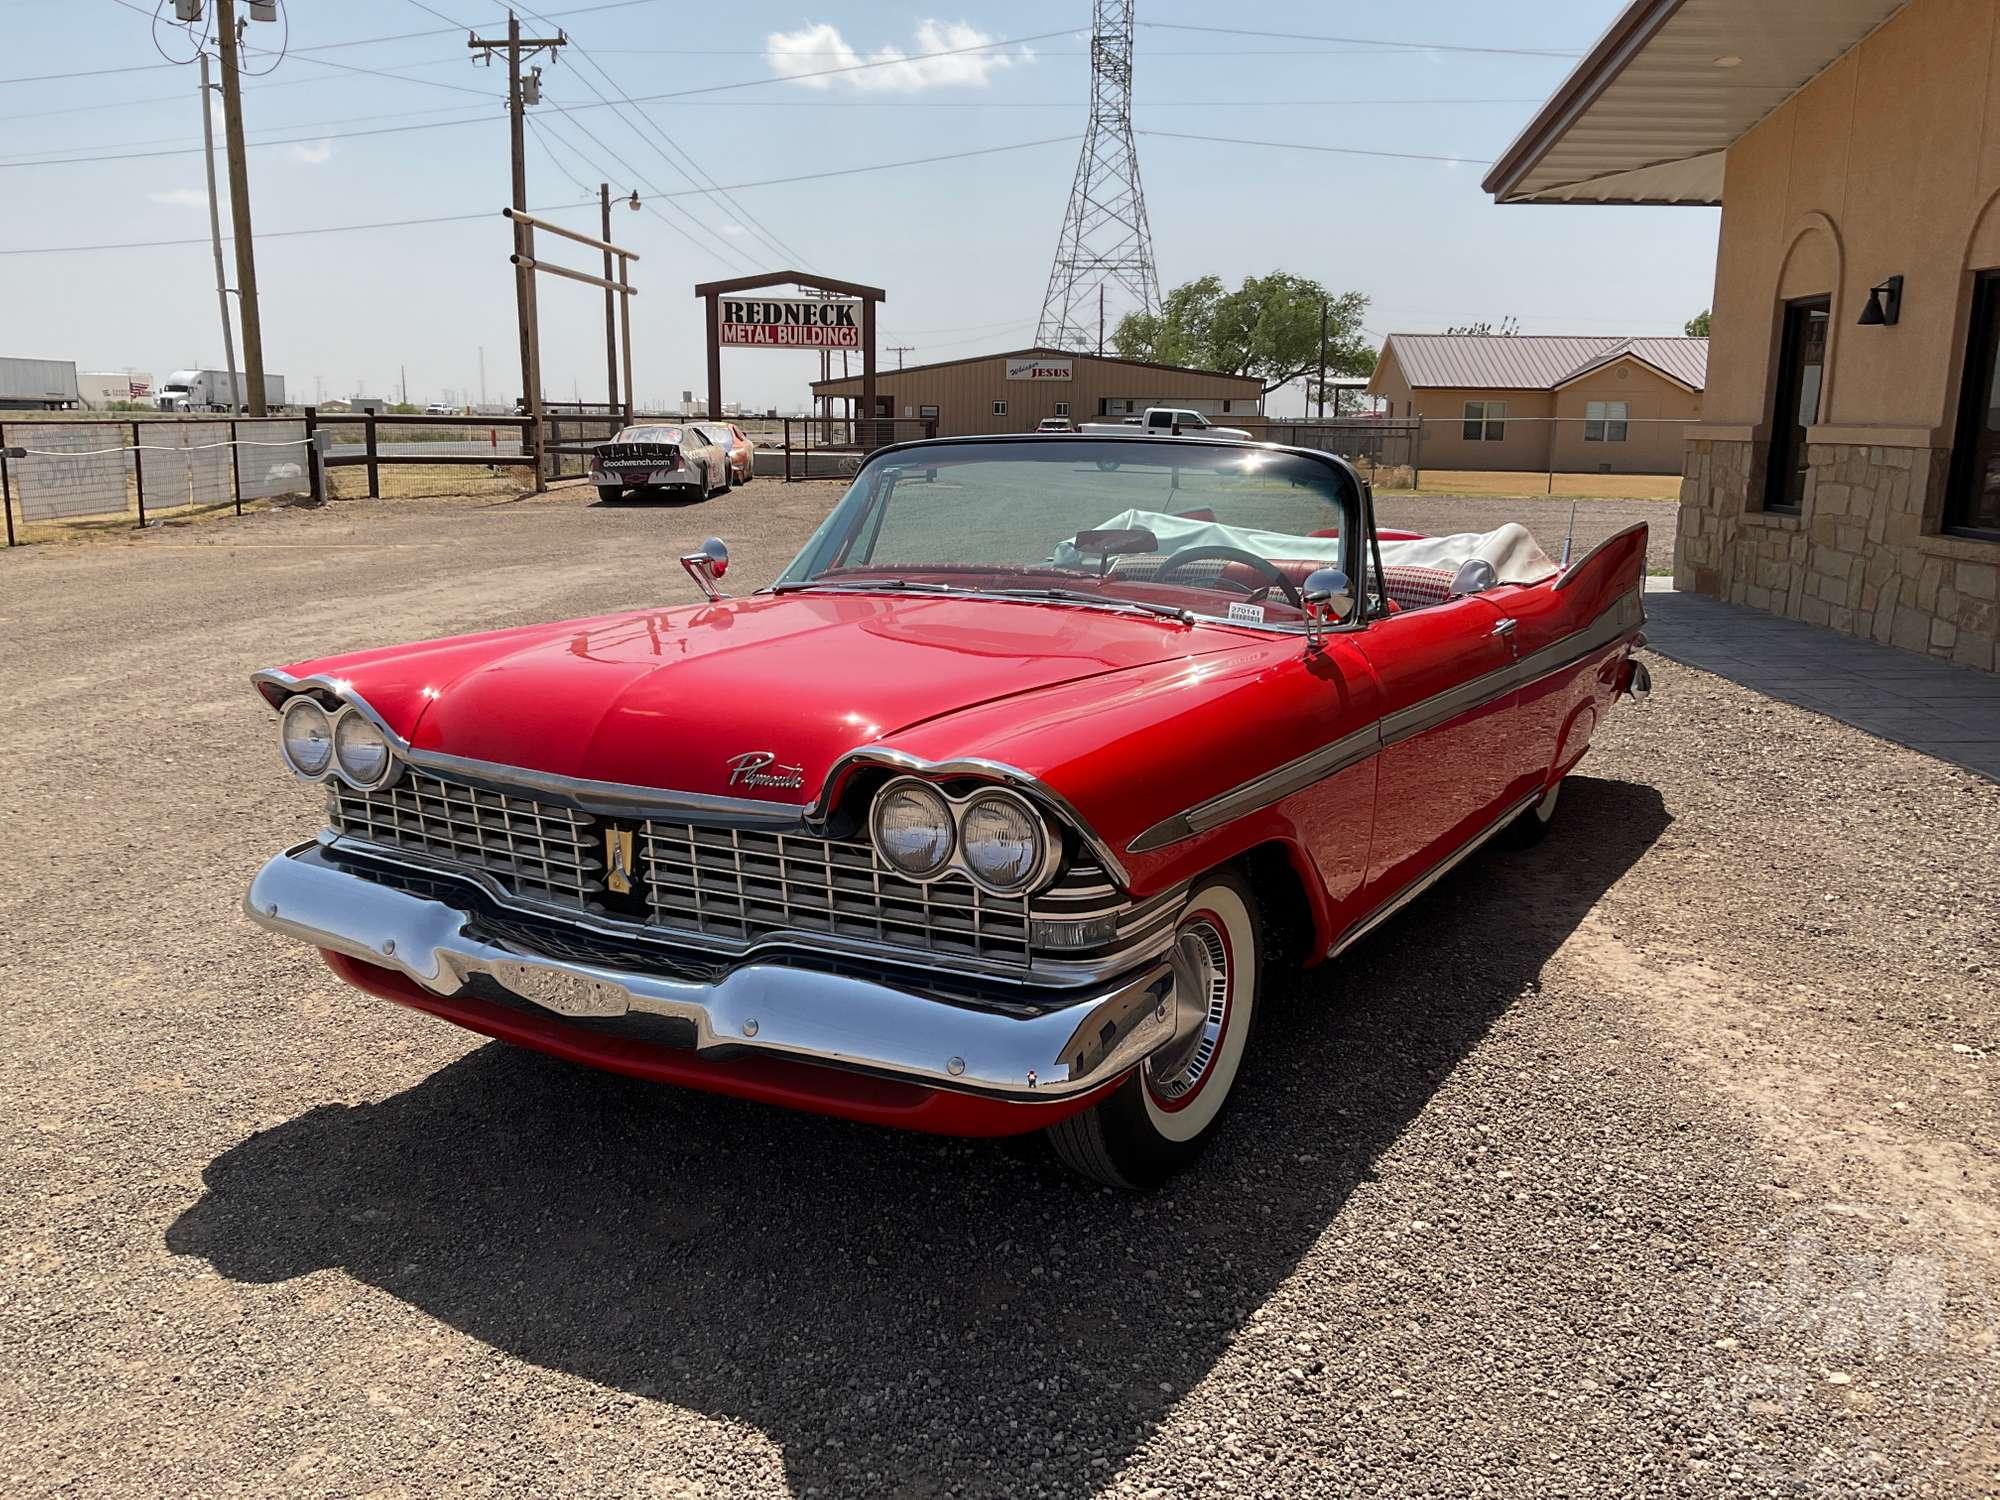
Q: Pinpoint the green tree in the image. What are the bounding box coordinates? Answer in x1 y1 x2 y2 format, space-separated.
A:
1684 309 1712 336
1112 273 1374 393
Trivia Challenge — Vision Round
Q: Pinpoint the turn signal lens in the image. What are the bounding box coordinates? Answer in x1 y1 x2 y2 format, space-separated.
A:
278 697 334 779
333 710 394 788
871 780 954 878
960 792 1046 894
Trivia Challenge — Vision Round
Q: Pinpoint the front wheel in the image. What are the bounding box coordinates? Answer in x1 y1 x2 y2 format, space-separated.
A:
1047 873 1261 1189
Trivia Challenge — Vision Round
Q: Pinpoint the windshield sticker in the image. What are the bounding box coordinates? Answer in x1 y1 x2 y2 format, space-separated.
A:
1227 602 1266 625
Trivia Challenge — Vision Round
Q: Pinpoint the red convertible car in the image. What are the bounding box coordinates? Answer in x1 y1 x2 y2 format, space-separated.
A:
246 435 1650 1187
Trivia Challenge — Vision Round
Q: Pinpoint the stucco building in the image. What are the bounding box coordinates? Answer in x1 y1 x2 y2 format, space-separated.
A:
1487 0 2000 670
1368 334 1707 475
812 348 1263 439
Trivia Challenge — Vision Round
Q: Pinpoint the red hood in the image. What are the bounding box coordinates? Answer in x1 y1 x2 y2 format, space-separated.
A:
274 592 1253 803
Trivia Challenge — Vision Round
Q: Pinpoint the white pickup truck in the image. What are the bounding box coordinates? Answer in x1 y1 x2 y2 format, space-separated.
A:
1075 407 1252 440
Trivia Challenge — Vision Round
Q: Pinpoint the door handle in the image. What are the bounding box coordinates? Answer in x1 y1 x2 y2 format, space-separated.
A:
1491 618 1518 638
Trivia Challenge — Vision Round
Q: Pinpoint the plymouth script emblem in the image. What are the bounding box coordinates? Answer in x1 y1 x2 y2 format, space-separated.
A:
726 750 806 792
604 827 636 895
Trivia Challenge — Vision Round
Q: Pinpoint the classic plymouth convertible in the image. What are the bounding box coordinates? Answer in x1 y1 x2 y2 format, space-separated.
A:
246 435 1649 1187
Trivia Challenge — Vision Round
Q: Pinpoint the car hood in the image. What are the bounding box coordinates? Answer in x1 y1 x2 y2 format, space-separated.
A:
272 591 1254 804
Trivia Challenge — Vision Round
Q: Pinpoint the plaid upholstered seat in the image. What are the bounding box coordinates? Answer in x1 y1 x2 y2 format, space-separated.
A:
1379 564 1455 611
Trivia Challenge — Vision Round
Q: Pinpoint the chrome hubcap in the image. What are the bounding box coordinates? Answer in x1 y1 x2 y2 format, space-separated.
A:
1146 919 1229 1102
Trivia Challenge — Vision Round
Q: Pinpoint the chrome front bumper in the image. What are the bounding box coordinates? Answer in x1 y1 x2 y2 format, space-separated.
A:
244 848 1180 1101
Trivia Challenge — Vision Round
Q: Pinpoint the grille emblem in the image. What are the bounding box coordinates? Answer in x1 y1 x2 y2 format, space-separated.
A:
725 750 806 792
605 827 636 894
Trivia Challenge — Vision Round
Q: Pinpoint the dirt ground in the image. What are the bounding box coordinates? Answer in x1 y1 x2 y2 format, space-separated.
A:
1 484 1994 1497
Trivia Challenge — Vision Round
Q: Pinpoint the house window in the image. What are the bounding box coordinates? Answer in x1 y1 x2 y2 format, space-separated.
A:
1053 402 1069 416
992 400 1007 416
1584 400 1629 442
1945 270 2000 539
1765 296 1829 513
1462 400 1506 441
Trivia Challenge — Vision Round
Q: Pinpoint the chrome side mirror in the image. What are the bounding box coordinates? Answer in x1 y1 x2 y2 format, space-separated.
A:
1449 558 1498 597
680 536 729 601
1300 567 1352 653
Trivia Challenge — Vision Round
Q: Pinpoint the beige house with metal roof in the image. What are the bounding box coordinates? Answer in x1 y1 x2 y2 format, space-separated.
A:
1487 0 2000 671
1368 334 1707 475
812 348 1263 439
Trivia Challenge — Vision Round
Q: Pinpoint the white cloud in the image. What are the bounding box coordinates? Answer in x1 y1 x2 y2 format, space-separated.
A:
764 19 1031 92
719 223 748 237
288 139 336 165
147 188 209 207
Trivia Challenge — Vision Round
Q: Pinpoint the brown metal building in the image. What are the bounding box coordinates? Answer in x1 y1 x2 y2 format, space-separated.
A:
811 348 1264 438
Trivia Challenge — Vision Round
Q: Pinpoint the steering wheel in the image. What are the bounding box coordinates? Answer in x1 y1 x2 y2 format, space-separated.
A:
1149 545 1306 610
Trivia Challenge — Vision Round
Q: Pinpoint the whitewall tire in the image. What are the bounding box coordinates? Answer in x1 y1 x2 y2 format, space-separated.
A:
1047 872 1261 1188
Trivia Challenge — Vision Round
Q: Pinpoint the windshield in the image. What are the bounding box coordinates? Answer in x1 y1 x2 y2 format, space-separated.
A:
776 438 1358 629
615 425 682 444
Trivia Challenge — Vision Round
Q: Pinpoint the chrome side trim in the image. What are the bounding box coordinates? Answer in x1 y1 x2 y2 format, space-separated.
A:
246 847 1178 1100
254 669 1132 885
1327 787 1543 958
1125 587 1643 854
1553 521 1649 591
1127 724 1380 854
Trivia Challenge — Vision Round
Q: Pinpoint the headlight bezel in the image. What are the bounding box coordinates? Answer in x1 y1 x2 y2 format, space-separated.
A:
277 695 336 781
867 776 1060 896
330 706 399 791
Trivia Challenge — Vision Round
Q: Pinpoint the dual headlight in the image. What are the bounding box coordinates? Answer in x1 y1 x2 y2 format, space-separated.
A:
869 777 1057 895
278 696 398 790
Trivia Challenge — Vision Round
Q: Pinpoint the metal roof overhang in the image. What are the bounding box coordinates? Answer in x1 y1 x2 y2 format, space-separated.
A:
1482 0 1909 206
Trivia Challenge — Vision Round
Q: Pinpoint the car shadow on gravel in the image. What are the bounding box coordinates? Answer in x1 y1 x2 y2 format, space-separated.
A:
168 774 1668 1497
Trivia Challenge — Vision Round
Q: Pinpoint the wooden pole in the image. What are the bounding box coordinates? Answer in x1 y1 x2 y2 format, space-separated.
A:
618 253 635 419
861 296 878 450
600 183 619 416
705 292 722 426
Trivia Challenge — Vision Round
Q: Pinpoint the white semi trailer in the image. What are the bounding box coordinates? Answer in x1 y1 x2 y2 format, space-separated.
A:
157 369 289 412
0 357 81 410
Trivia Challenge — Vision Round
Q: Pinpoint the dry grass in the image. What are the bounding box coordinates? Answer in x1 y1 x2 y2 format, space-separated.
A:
326 464 535 501
1378 468 1684 502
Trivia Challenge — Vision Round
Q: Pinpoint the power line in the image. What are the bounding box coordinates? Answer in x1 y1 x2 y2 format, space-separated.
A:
0 200 594 256
518 0 811 271
1137 128 1492 166
527 110 754 272
1136 20 1583 59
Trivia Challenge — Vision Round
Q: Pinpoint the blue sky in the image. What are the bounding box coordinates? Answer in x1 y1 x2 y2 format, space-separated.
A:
0 0 1719 412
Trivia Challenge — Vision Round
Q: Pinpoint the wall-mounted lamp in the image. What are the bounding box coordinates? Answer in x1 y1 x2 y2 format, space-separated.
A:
1857 275 1903 327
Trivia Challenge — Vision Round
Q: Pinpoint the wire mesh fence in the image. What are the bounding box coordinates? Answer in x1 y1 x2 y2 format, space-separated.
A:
0 416 314 543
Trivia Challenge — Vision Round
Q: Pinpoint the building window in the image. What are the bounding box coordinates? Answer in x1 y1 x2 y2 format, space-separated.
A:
1946 270 2000 539
1765 296 1829 513
1584 400 1629 441
1462 400 1507 441
992 400 1007 416
1053 402 1069 416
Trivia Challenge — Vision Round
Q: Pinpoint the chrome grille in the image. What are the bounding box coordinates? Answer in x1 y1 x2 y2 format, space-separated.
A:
326 772 600 907
640 822 1041 964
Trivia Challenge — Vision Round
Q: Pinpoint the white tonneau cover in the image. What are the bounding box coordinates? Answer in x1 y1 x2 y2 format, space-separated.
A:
1060 509 1560 585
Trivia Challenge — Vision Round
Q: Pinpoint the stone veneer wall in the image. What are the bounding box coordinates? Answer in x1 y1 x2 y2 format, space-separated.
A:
1676 439 1999 672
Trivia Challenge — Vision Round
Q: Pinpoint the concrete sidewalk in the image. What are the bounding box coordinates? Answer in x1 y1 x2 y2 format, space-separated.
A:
1640 582 2000 781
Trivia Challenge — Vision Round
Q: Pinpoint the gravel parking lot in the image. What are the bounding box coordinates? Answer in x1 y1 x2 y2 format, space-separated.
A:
2 484 1993 1497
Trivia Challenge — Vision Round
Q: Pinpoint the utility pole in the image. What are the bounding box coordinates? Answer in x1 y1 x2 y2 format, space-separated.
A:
600 183 620 416
1315 297 1330 420
478 346 486 407
400 364 408 405
196 51 241 417
888 345 914 370
1097 284 1105 357
471 13 565 485
213 0 267 415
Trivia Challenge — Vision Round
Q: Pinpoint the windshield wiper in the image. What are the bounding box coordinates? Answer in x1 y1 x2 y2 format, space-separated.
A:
984 587 1194 624
771 578 962 595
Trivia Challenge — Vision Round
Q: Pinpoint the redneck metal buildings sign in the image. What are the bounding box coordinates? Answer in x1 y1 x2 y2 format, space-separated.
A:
718 297 862 350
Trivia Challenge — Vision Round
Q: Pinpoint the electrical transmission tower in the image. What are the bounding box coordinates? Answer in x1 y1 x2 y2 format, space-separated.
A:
1035 1 1160 352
